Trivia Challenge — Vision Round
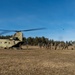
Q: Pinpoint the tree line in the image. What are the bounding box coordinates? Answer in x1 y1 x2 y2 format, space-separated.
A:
23 37 74 46
0 35 75 46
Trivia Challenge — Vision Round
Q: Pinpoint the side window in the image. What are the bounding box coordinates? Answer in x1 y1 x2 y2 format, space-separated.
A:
5 42 7 43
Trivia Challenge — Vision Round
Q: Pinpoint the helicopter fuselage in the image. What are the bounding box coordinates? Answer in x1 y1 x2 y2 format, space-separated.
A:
0 39 21 48
0 32 23 49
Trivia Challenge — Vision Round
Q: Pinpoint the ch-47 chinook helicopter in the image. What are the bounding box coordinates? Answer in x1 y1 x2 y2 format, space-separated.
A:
0 28 45 49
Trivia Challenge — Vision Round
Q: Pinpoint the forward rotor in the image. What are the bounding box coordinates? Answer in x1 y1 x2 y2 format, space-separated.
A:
0 28 46 35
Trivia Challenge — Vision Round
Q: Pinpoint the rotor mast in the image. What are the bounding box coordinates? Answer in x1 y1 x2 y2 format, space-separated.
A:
13 31 23 41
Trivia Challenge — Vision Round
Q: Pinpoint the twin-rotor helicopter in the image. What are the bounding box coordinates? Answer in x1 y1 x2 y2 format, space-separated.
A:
0 28 45 49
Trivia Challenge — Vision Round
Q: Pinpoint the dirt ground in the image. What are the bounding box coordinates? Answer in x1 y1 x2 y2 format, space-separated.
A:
0 46 75 75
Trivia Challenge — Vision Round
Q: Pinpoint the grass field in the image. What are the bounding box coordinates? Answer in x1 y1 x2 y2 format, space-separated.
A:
0 47 75 75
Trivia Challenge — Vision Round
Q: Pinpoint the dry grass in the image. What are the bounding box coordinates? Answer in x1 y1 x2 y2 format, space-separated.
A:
0 47 75 75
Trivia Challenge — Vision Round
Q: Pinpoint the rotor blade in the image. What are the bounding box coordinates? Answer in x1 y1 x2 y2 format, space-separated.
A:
0 29 17 32
0 27 46 35
0 31 11 35
0 28 46 32
20 28 46 32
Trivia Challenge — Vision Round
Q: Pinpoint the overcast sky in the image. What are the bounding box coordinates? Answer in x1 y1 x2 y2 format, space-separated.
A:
0 0 75 41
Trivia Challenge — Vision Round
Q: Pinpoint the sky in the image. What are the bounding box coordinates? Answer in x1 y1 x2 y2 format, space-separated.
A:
0 0 75 41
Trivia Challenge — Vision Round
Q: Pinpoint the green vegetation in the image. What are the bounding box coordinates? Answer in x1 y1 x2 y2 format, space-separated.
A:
0 35 74 46
23 37 73 46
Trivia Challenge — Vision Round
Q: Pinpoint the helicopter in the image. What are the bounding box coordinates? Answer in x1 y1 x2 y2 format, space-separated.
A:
0 28 45 49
